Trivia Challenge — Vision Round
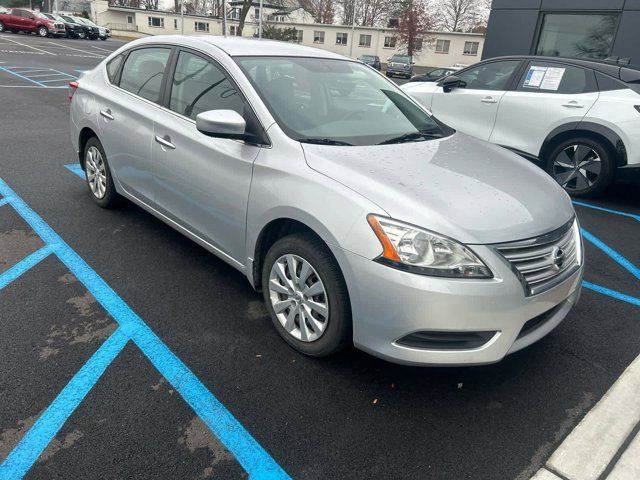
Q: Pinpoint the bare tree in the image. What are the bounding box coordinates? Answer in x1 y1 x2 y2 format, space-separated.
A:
438 0 488 32
299 0 334 24
396 0 435 56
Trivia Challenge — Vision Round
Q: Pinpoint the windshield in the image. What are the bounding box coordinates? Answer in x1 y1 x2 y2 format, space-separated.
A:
82 18 97 26
236 57 450 146
61 15 77 23
390 56 411 64
34 12 48 19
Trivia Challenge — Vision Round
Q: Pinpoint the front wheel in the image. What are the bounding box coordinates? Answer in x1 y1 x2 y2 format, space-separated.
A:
83 137 122 208
262 233 352 357
0 21 5 33
545 137 615 198
77 31 85 39
38 26 48 37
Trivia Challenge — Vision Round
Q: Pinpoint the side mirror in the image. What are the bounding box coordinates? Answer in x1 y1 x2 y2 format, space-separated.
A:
440 75 465 93
196 110 246 139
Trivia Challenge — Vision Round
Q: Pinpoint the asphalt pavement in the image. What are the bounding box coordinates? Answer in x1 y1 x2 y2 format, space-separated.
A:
0 32 639 480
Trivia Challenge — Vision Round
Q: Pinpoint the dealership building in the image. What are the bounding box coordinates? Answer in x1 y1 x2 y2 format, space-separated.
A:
483 0 640 65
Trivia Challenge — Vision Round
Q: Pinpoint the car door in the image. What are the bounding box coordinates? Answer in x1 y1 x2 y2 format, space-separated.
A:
21 9 36 31
430 60 522 140
11 9 26 29
490 61 599 158
97 46 172 205
152 49 264 264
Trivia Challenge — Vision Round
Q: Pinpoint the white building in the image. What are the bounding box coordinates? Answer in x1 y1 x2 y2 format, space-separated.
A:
90 1 484 68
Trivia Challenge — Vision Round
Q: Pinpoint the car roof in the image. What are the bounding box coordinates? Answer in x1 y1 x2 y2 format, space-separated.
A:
132 35 347 60
485 55 640 84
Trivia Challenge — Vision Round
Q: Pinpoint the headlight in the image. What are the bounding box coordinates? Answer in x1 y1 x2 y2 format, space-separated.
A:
367 215 492 278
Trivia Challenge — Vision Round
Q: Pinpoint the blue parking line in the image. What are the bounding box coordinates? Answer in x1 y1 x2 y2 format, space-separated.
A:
0 329 129 480
0 178 289 480
581 228 640 281
0 197 8 207
0 245 53 290
65 163 84 178
583 281 640 307
573 201 640 222
0 66 47 87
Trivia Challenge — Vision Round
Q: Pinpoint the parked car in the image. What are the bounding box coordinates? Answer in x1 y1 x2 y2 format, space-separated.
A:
42 13 81 39
358 55 381 71
78 17 111 40
408 67 460 83
58 15 90 39
0 8 65 37
69 37 584 366
402 55 640 197
385 54 414 79
74 17 103 40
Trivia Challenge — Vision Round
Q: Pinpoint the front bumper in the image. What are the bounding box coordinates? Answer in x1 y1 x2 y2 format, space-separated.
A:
331 245 583 366
387 67 411 77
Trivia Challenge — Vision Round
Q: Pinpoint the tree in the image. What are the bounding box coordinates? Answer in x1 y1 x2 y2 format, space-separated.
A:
396 0 435 57
299 0 334 24
438 0 488 32
260 25 300 42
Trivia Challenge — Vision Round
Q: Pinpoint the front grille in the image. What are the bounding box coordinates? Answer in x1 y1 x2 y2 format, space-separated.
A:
55 23 65 29
494 220 581 297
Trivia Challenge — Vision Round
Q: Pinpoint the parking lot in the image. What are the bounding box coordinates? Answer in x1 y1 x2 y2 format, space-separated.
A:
0 32 639 480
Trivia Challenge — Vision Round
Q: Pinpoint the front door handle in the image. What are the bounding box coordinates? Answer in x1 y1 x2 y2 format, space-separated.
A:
99 108 114 120
481 96 498 104
562 102 584 109
155 135 176 150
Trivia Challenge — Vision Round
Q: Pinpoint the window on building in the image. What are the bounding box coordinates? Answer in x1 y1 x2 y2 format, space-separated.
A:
384 36 396 48
254 8 260 19
463 41 479 55
195 21 209 32
127 15 133 24
169 51 243 120
336 32 348 45
174 19 178 29
229 8 240 20
148 16 164 28
535 13 618 60
119 47 170 103
313 30 324 44
435 39 450 54
414 38 423 51
294 29 303 43
229 25 240 36
359 34 371 47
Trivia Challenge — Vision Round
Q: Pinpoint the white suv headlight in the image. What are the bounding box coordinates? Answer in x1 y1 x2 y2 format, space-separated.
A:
367 215 492 278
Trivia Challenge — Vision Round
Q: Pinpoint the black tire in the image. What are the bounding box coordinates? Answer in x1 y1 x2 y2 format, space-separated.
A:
262 232 352 357
545 137 615 198
0 21 5 33
83 137 123 208
100 37 107 41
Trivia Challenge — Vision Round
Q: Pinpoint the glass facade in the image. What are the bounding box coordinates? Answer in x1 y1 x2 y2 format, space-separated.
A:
536 13 618 60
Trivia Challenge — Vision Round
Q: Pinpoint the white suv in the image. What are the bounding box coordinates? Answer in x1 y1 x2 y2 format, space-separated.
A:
401 56 640 197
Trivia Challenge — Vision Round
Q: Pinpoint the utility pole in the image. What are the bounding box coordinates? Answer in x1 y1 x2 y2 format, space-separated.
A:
181 0 184 35
348 3 356 58
222 0 227 36
258 0 263 38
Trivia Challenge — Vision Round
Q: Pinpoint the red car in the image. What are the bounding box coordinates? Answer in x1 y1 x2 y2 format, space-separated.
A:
0 8 66 37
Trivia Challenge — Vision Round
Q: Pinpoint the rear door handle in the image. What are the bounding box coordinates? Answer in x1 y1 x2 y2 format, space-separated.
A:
155 135 176 150
481 97 498 104
99 108 114 120
562 102 584 109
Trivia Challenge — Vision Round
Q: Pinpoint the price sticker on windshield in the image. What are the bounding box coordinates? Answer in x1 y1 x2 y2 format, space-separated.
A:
523 66 566 91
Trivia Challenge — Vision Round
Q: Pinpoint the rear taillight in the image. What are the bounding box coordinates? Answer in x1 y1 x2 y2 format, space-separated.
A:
68 81 78 103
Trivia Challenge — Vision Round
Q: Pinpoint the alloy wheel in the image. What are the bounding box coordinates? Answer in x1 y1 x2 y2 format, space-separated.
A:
38 27 47 37
268 254 329 342
552 144 602 192
85 146 107 199
0 22 5 33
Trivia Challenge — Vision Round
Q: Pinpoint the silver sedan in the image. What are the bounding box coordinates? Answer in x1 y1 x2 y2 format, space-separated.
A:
69 35 584 365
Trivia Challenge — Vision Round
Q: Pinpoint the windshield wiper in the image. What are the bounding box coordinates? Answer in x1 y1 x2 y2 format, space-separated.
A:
377 131 444 145
299 138 355 146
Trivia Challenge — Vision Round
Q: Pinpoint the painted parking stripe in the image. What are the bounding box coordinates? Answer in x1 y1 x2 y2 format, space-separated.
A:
65 163 84 178
581 228 640 281
574 201 640 223
0 179 290 479
0 66 47 87
47 41 105 58
0 245 53 290
583 281 640 308
0 37 56 55
0 329 129 479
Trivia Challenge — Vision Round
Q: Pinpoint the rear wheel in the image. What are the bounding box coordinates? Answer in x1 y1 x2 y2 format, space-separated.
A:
83 137 122 208
545 137 615 198
77 31 85 39
38 26 48 37
262 233 352 357
0 21 5 33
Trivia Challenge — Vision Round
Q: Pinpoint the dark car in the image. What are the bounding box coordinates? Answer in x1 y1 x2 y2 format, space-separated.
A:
59 15 90 39
74 17 101 40
43 13 81 38
408 67 459 83
385 55 414 79
358 55 381 71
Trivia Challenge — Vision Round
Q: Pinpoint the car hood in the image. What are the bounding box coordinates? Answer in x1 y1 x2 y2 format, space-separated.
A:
302 133 574 244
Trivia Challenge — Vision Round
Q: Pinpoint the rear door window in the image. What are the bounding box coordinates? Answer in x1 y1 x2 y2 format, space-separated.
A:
517 62 597 94
106 53 125 84
119 47 171 103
